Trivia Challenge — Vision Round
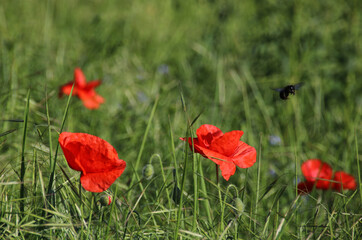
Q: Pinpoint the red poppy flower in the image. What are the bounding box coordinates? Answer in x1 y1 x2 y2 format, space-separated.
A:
298 159 357 195
301 159 333 189
180 124 257 181
59 132 126 192
298 159 333 194
331 171 357 192
59 68 105 109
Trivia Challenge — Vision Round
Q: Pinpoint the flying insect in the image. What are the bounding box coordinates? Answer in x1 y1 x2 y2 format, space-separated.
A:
272 83 304 100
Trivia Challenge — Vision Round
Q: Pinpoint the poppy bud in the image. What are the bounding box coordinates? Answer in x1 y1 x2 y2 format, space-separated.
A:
99 195 112 206
232 197 245 215
142 164 154 180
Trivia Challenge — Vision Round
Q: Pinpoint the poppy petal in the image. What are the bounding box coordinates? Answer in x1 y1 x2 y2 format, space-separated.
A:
301 159 332 189
59 82 77 97
181 137 230 166
59 132 126 192
74 68 87 88
297 181 315 195
196 124 223 148
77 89 95 99
77 89 104 109
219 161 236 181
211 130 244 156
94 94 105 104
86 80 102 89
80 162 126 192
196 146 232 166
181 137 202 154
81 96 102 109
232 142 257 168
332 171 357 191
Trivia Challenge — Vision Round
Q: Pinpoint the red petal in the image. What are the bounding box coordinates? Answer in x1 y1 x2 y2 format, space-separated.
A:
232 141 257 168
77 89 104 109
181 137 229 166
297 181 315 195
59 82 77 97
94 94 105 103
80 162 126 192
332 171 357 191
211 130 244 157
76 85 104 109
181 137 202 154
219 161 236 181
197 146 232 166
301 159 332 189
81 96 102 109
196 124 223 148
58 132 126 192
77 89 95 100
74 68 87 88
86 80 102 89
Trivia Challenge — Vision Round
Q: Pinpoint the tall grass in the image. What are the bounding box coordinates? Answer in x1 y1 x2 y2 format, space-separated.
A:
0 0 361 239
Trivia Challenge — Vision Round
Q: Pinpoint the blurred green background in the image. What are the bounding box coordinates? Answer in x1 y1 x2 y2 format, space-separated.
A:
0 0 361 237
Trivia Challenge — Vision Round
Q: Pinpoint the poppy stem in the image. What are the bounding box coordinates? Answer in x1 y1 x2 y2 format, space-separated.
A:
216 163 224 232
79 175 82 204
216 164 219 185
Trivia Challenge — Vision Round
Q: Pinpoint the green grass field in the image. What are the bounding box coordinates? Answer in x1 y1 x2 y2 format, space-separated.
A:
1 0 361 239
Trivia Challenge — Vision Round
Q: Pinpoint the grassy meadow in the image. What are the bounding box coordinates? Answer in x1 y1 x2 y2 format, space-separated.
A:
0 0 361 239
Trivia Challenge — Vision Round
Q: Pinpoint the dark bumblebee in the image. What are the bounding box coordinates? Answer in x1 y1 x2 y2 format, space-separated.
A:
272 83 303 100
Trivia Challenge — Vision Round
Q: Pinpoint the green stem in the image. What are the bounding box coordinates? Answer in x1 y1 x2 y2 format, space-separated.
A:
198 159 212 225
216 164 219 185
20 90 30 216
47 83 74 194
192 142 198 231
174 126 189 239
216 164 224 234
356 132 362 201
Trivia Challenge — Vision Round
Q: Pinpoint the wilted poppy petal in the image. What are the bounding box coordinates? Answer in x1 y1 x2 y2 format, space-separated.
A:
332 171 357 191
232 141 257 168
211 130 244 157
297 181 315 195
59 132 126 192
74 68 87 88
219 161 236 181
301 159 332 189
196 124 223 148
